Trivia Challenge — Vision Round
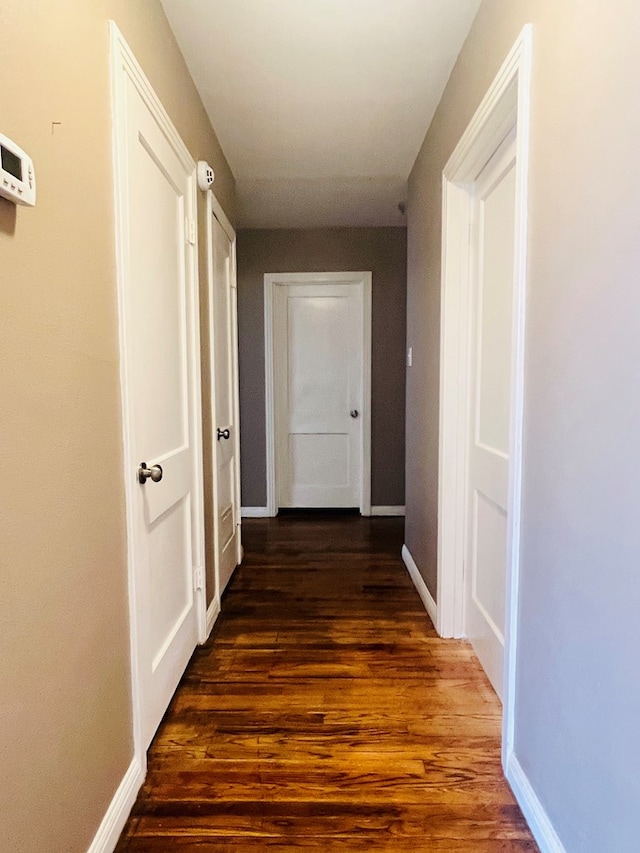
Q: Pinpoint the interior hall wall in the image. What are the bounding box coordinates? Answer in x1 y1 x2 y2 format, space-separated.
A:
0 1 235 849
405 1 640 849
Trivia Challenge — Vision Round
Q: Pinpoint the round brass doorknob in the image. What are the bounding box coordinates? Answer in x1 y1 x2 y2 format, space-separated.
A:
138 462 163 484
350 410 359 418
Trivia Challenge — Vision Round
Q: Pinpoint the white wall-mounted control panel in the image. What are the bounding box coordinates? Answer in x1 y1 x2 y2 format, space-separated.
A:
0 132 36 207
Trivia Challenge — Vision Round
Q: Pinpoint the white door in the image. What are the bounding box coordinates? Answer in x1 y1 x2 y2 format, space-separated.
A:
274 280 364 508
465 135 517 700
209 203 241 594
114 38 204 751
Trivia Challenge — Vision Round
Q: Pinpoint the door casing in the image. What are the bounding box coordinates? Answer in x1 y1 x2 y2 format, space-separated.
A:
264 272 372 517
436 25 532 764
110 22 207 768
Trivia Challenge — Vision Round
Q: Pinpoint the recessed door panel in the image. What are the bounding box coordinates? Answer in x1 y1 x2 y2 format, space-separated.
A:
148 496 192 667
476 167 516 455
290 433 351 488
130 134 188 463
471 490 507 639
288 295 351 432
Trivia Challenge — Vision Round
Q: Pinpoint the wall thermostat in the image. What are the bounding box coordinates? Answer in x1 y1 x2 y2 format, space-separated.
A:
0 132 36 207
197 161 214 192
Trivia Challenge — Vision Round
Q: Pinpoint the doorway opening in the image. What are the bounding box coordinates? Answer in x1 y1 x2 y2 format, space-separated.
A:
205 190 242 629
264 272 372 517
436 25 532 766
110 22 206 767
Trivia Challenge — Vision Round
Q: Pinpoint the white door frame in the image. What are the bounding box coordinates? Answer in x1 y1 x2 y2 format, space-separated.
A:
264 272 372 517
110 22 207 767
205 189 242 634
436 25 532 761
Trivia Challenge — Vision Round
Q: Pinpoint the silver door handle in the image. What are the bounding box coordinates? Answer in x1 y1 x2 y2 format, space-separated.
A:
350 410 359 418
138 462 163 484
217 428 231 441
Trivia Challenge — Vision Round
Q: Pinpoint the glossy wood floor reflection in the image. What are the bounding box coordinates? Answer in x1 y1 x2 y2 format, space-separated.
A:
116 513 537 852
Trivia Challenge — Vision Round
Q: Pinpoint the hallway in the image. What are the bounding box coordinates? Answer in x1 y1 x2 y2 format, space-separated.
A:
116 514 537 851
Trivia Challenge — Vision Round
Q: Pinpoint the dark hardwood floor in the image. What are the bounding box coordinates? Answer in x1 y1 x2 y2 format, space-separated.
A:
116 513 537 851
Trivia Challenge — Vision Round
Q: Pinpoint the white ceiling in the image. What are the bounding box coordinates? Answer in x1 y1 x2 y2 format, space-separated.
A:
160 0 481 228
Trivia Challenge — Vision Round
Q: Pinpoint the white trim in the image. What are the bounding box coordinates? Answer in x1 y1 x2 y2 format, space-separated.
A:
506 753 567 853
264 272 372 517
208 189 235 243
230 216 244 568
502 24 533 764
241 506 272 517
436 174 473 640
360 277 372 517
205 191 220 615
402 545 437 628
371 505 405 516
86 756 144 853
189 188 207 650
110 21 206 754
205 596 221 638
437 24 531 640
436 24 532 772
263 279 277 517
110 17 144 771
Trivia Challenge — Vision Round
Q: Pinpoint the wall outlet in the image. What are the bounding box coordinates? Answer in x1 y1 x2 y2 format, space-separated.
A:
407 346 413 368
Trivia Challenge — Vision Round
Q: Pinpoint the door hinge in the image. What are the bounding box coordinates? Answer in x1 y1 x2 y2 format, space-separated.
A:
194 565 204 591
186 217 197 246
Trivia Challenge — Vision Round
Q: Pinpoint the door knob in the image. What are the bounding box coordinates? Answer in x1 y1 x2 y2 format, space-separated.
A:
350 410 359 418
217 428 231 441
138 462 163 484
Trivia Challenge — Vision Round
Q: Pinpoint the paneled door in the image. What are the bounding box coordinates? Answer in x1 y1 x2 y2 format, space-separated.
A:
272 277 368 509
112 27 204 751
464 134 517 701
209 200 241 595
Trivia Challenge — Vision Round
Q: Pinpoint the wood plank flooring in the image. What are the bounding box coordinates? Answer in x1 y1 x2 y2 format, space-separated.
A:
116 512 537 852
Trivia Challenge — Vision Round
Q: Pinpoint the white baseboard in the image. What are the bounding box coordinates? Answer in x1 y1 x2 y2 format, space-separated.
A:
506 751 566 853
242 506 405 518
402 544 437 628
87 755 144 853
371 505 405 516
206 597 221 637
241 506 272 517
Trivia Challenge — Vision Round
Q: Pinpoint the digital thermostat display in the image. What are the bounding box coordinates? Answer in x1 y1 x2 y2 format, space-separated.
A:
1 144 22 181
0 132 35 207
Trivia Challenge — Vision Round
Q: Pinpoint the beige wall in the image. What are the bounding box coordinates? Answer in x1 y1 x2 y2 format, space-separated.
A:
237 228 407 509
406 1 640 849
0 2 234 850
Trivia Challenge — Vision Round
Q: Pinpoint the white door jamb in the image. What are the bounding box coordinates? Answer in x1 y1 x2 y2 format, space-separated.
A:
436 24 532 761
110 20 207 765
205 188 242 632
264 272 372 517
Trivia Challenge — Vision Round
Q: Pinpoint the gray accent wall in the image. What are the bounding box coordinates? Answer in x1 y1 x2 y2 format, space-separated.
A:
406 1 640 850
237 227 407 509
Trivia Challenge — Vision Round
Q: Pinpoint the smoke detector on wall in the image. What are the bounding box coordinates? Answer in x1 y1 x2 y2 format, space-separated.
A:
197 161 215 192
